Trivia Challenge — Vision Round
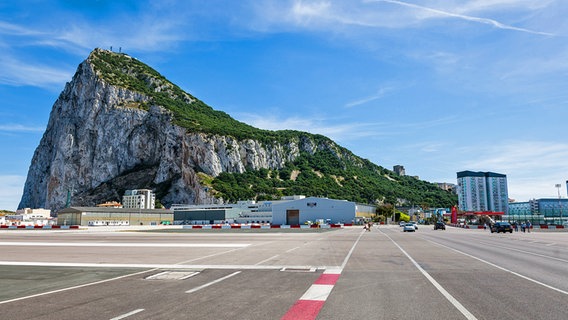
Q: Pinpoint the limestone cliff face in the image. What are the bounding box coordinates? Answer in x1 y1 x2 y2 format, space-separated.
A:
18 49 342 210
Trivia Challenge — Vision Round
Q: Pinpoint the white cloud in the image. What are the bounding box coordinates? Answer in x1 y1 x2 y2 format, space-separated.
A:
250 0 555 35
235 112 388 142
0 124 45 133
345 86 394 108
0 21 44 36
457 140 568 201
455 0 554 15
0 54 72 89
0 6 193 89
0 175 25 211
370 0 554 35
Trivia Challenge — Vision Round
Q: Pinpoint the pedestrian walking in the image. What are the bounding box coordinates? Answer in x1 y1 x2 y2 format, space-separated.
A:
527 221 531 233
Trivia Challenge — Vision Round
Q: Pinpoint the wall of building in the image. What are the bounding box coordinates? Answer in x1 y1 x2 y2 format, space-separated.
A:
457 171 508 214
57 208 172 226
272 197 355 225
174 209 234 224
355 204 376 218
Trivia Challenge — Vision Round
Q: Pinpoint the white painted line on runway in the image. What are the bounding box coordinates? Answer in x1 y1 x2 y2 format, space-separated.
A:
255 255 280 265
286 246 300 253
0 269 153 305
0 241 249 248
339 228 366 270
145 271 200 280
545 242 557 247
299 284 334 301
175 246 249 265
0 261 327 270
186 271 241 293
145 271 169 279
381 231 478 320
110 308 145 320
476 240 568 263
427 240 568 296
279 228 361 319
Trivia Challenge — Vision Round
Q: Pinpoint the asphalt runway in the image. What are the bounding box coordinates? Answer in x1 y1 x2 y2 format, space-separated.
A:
0 225 566 320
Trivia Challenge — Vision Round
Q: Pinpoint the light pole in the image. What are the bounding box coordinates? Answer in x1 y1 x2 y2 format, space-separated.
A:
556 184 562 226
138 196 142 226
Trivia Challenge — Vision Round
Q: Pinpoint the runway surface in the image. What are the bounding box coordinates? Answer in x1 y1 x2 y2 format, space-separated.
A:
0 225 566 319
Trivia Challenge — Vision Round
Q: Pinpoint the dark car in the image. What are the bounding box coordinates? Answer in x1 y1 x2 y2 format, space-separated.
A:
491 222 513 233
434 222 445 230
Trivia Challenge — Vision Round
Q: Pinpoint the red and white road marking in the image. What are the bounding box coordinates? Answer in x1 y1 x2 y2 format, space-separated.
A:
281 228 366 320
281 268 342 320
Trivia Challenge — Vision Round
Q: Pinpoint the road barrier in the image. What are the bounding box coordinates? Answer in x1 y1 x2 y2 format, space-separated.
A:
181 224 344 230
0 225 80 230
446 223 566 232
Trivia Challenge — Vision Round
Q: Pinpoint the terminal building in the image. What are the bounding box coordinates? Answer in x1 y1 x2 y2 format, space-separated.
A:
507 198 568 225
57 207 173 226
171 196 375 226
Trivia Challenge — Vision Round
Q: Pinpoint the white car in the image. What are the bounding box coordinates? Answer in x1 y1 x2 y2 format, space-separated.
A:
403 223 416 232
411 221 418 230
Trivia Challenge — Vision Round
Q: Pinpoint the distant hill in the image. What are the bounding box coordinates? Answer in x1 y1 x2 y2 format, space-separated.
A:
19 49 456 211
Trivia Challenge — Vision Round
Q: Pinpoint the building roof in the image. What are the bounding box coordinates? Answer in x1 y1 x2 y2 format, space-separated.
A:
457 171 506 178
59 207 172 214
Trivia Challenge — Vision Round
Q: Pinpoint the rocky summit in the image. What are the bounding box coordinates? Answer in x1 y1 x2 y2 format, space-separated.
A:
19 49 456 211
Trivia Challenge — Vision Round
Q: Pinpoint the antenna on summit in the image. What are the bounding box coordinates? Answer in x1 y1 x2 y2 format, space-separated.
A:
110 46 112 52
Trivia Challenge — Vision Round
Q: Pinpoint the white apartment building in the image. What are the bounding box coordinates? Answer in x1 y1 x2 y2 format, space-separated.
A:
457 171 508 214
122 189 155 209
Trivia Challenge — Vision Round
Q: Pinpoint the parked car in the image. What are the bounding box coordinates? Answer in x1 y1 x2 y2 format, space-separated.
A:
434 222 445 230
403 223 416 232
491 222 513 233
399 221 406 227
411 221 418 230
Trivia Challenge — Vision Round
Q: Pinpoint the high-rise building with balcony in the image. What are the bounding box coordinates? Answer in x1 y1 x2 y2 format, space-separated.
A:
457 171 508 214
122 189 155 209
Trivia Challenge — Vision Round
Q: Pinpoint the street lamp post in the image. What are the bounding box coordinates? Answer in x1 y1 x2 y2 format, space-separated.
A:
556 184 562 226
138 196 142 226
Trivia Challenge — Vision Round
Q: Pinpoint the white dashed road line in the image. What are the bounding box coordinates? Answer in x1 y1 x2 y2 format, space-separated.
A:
186 271 241 294
110 308 145 320
380 230 478 320
427 239 568 296
0 241 249 248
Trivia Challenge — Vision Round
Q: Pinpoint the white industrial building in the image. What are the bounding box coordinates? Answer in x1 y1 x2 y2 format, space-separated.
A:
57 207 173 226
172 200 278 225
272 197 357 225
172 195 375 226
4 208 53 226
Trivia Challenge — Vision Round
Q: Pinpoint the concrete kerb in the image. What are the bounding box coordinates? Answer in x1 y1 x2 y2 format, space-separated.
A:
447 224 567 232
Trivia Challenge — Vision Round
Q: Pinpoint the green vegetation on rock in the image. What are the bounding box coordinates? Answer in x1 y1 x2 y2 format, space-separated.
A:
211 149 457 207
88 48 332 146
88 48 457 207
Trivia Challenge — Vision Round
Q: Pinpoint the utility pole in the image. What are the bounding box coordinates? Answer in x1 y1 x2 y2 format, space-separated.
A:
556 184 562 225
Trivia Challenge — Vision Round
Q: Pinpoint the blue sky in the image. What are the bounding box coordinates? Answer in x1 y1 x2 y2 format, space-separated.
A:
2 0 568 210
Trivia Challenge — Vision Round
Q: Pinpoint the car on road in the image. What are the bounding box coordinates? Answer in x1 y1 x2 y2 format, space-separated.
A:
434 222 445 230
491 221 513 233
403 223 416 232
411 221 418 229
399 221 406 227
